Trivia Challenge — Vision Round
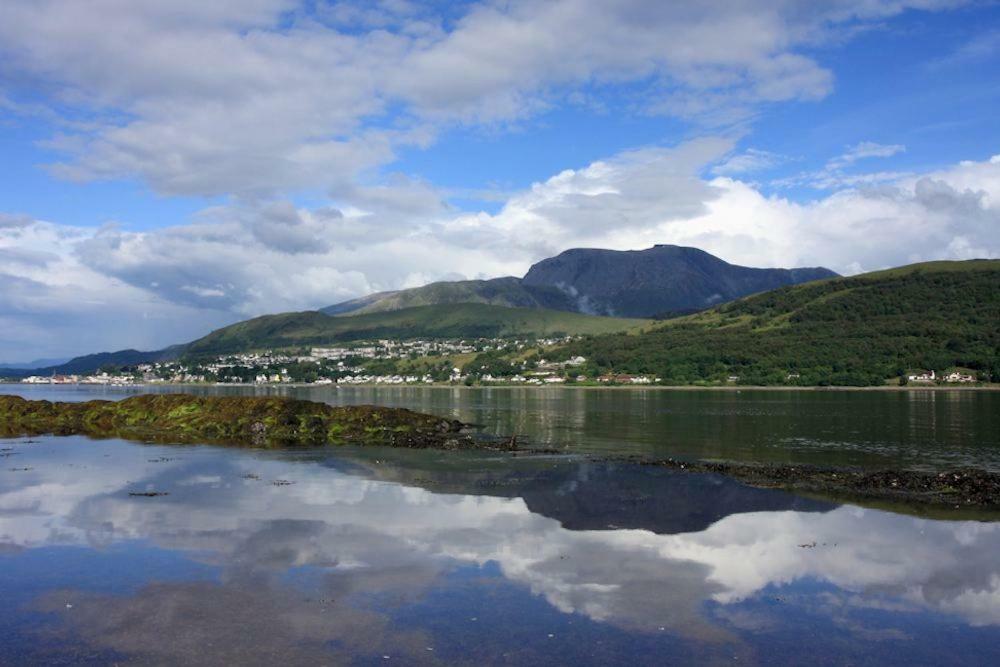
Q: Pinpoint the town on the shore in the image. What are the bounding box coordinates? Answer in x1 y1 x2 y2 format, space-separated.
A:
17 337 655 387
14 335 984 388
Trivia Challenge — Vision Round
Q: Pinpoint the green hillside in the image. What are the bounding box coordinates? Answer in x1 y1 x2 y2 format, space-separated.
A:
322 277 573 315
557 260 1000 386
0 345 186 379
187 303 651 356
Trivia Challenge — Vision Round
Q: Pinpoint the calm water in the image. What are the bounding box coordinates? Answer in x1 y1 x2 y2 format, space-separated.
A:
1 385 999 665
7 383 1000 470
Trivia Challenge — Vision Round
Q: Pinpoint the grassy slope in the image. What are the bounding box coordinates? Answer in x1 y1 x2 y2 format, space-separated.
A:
329 278 529 315
559 260 1000 386
323 277 575 316
187 303 651 356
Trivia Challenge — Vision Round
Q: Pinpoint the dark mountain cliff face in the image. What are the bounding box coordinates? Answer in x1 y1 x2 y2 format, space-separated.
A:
521 245 837 317
313 245 838 319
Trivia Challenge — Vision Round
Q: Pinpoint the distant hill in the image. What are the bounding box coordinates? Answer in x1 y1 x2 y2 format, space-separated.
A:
0 346 186 378
0 357 70 370
324 245 838 318
186 303 651 357
557 259 1000 386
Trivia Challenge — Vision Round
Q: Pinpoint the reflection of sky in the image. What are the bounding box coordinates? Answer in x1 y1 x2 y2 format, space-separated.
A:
2 435 1000 663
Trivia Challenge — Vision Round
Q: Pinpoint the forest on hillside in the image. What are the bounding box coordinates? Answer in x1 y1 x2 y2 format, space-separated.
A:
554 264 1000 386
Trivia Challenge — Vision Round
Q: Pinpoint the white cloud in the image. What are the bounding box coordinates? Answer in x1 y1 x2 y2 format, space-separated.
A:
2 143 998 360
827 141 907 171
435 144 999 274
0 213 35 230
0 218 236 361
772 141 910 190
649 166 999 273
0 1 967 197
711 148 789 176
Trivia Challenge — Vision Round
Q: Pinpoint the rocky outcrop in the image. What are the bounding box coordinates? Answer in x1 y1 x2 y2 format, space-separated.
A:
0 394 482 449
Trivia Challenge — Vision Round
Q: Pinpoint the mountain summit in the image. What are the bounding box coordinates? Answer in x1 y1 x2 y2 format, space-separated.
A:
522 245 838 317
325 245 838 318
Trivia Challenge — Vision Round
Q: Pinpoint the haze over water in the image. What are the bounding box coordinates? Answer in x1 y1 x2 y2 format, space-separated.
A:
1 385 999 665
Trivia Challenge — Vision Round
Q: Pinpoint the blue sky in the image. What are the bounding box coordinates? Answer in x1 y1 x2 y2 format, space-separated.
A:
0 0 998 361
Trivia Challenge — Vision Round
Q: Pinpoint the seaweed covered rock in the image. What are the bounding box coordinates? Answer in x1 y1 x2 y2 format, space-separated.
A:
641 458 1000 509
0 394 475 449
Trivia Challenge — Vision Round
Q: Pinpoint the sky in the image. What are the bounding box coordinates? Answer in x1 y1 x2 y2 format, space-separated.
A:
0 0 998 362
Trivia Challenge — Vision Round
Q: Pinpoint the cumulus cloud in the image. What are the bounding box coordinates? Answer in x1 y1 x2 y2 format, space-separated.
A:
1 143 998 360
0 213 34 230
0 217 236 361
0 0 966 197
435 137 734 259
437 143 999 274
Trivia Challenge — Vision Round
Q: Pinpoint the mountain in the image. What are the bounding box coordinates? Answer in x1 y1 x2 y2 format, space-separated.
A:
521 245 838 317
186 303 651 357
6 257 992 383
322 277 574 315
557 259 1000 386
324 245 838 318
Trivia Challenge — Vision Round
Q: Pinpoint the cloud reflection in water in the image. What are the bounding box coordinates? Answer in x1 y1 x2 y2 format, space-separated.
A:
1 435 999 663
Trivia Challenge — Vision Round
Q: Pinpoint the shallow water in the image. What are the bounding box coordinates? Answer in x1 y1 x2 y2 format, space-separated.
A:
7 383 1000 470
1 433 999 665
1 386 999 664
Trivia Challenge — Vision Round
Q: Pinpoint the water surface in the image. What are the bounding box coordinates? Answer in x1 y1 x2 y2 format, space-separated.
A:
1 433 999 665
3 384 999 665
7 383 999 470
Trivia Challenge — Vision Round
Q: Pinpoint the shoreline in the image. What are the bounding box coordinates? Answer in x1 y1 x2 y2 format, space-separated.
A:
3 389 998 510
3 381 998 392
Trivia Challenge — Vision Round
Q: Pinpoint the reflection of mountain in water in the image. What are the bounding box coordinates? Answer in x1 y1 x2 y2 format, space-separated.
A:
520 464 833 533
2 436 1000 665
325 450 834 534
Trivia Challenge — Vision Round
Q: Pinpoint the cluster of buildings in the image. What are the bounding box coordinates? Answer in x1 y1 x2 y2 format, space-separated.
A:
481 374 568 384
334 374 436 385
310 337 556 362
15 337 595 387
907 370 977 384
21 373 135 386
596 374 660 385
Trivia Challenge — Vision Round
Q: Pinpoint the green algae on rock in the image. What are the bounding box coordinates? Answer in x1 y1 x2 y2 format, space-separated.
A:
0 394 480 449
